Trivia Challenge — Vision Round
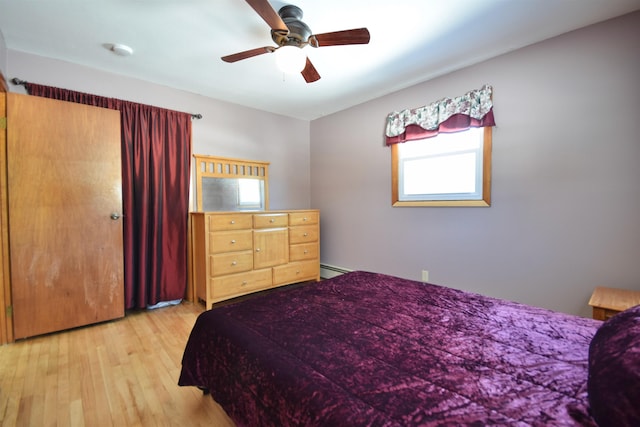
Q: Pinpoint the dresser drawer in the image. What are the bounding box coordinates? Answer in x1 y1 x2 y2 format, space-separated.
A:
289 242 318 261
210 251 253 276
209 230 252 254
209 214 252 231
273 260 318 285
253 213 288 229
289 211 319 226
211 269 272 300
289 225 318 244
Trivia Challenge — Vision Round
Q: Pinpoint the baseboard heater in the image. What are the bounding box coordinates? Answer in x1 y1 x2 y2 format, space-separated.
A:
320 264 353 279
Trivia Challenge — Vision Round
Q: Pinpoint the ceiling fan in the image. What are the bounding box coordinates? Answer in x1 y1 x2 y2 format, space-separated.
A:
221 0 371 83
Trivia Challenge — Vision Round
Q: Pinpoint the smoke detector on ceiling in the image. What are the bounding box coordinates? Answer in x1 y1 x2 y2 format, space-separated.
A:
109 43 134 57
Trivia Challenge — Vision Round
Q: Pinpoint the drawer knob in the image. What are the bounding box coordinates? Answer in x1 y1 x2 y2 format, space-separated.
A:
230 220 235 224
303 217 307 221
304 250 308 254
303 233 308 237
231 261 237 266
270 218 275 223
241 280 248 286
256 248 261 252
230 239 236 244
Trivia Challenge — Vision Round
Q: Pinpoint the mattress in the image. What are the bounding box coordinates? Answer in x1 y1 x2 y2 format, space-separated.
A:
179 271 601 426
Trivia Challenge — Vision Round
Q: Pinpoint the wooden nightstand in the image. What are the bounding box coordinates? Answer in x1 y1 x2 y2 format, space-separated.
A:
588 286 640 320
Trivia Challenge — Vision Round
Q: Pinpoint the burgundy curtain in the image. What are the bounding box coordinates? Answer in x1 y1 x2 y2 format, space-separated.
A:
25 83 192 309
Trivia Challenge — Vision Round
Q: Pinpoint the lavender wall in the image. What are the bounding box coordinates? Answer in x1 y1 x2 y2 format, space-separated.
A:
310 12 640 317
0 29 7 81
4 50 311 211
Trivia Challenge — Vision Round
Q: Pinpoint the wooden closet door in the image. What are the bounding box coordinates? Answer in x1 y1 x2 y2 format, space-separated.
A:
7 93 124 339
0 88 10 345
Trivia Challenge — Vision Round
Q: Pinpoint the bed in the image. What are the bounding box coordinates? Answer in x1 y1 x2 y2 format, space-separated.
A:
179 271 640 427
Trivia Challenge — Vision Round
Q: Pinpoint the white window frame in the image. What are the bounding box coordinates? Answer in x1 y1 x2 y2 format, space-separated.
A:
236 178 264 210
391 127 492 207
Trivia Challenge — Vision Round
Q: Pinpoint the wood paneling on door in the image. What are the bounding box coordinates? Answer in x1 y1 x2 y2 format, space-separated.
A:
0 88 10 344
7 93 124 339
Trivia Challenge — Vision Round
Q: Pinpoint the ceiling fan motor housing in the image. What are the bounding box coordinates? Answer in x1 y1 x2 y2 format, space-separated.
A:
271 5 312 47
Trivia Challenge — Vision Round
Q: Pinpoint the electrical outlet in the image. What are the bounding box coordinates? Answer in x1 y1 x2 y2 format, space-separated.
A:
421 270 429 282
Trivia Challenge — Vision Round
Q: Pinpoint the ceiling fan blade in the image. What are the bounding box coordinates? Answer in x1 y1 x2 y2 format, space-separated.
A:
301 57 321 83
221 46 275 63
310 28 370 47
244 0 288 32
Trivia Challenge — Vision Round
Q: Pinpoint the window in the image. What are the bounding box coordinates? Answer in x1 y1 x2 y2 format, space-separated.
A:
391 126 492 207
237 178 263 209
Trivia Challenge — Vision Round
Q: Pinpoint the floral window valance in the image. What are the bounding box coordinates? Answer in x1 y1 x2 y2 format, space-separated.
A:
385 84 495 145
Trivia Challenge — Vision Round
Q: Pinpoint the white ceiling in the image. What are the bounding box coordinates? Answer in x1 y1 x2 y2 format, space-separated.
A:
1 0 639 120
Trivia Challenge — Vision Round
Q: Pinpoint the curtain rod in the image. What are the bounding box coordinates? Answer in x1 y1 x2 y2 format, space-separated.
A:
10 77 203 120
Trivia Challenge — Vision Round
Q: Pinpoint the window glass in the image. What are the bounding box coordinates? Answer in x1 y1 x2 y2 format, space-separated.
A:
237 178 263 209
392 127 492 207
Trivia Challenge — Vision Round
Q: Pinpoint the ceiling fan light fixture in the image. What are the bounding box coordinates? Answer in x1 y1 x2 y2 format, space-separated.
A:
275 45 306 74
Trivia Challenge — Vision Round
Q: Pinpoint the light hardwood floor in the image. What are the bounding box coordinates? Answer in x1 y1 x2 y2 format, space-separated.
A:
0 302 236 427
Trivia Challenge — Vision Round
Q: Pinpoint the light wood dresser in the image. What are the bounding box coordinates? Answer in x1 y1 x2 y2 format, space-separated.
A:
191 210 319 309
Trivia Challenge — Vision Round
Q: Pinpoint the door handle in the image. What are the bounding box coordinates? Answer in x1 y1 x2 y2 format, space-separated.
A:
110 213 121 220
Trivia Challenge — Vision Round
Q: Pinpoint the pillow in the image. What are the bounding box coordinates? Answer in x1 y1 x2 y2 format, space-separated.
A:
588 304 640 427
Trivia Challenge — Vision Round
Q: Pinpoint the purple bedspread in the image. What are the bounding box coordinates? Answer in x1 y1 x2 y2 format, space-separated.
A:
179 271 600 426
